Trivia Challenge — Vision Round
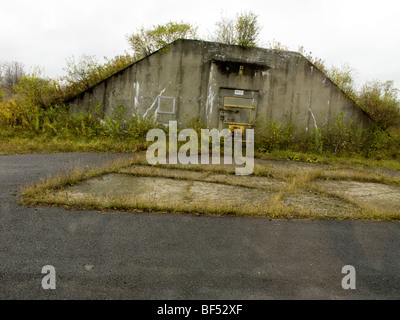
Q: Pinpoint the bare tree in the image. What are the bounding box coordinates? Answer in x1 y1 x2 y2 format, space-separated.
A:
212 16 236 44
1 61 25 88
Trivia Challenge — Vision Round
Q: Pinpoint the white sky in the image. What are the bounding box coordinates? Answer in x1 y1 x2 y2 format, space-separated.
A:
1 0 399 90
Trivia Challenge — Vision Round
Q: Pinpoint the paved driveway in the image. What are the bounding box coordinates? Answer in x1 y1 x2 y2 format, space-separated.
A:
0 153 399 299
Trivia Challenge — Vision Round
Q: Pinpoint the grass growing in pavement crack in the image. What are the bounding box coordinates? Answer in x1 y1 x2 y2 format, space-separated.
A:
19 152 400 221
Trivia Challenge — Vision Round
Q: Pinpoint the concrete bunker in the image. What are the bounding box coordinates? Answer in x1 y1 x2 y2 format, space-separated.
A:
68 39 373 132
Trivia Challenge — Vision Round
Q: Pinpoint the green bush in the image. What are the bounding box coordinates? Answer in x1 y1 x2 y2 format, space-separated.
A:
357 80 400 130
253 114 400 160
0 100 157 142
254 118 294 152
318 113 364 155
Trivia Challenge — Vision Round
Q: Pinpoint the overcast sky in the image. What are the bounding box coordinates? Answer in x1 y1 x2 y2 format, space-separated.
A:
1 0 399 90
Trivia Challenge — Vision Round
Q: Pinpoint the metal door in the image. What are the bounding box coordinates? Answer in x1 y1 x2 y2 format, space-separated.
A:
218 88 258 141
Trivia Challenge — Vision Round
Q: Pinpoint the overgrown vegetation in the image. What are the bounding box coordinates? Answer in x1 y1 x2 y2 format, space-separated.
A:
20 153 400 221
1 12 400 166
253 112 400 162
211 11 261 48
62 53 138 101
127 21 198 57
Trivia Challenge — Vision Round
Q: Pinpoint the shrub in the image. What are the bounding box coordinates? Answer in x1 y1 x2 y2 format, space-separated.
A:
14 71 62 110
357 80 400 130
127 22 198 57
211 11 261 49
318 113 361 154
253 113 400 160
0 100 157 142
98 105 158 140
327 63 358 101
254 118 294 152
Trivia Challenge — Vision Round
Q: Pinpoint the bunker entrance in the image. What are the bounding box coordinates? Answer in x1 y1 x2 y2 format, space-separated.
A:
218 88 258 141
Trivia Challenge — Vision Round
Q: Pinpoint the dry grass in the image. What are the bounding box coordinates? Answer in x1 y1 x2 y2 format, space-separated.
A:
0 135 149 155
21 156 135 200
20 152 400 221
315 167 400 185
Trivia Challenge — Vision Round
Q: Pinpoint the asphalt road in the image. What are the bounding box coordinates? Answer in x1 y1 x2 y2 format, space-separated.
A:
0 153 399 300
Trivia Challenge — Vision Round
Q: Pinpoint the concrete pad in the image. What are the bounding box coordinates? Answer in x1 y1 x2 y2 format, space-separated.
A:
57 173 274 210
53 170 361 216
314 180 400 212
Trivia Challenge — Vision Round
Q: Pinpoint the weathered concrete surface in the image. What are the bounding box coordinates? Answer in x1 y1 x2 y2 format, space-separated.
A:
56 171 354 217
315 180 400 212
52 165 400 217
59 173 274 209
69 39 373 131
1 153 400 300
